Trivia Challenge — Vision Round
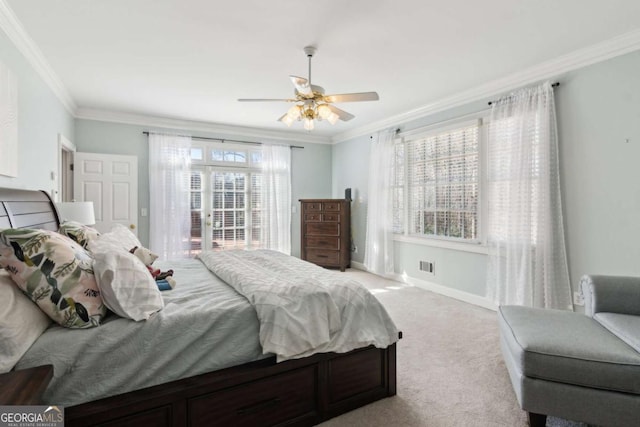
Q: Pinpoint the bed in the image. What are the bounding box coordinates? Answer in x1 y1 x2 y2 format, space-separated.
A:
0 187 399 427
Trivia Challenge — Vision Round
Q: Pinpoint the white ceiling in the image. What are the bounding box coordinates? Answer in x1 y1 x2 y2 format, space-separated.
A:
5 0 640 140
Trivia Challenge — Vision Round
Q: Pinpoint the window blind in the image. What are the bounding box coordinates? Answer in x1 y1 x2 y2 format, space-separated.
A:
399 123 480 241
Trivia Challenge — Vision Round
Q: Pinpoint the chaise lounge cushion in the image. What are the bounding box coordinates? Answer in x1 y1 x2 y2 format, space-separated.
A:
594 312 640 353
499 305 640 395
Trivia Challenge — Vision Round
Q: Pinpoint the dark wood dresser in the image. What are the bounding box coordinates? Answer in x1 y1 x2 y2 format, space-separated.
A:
300 199 351 271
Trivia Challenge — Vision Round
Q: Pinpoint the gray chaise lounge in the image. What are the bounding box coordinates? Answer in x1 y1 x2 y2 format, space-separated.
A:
498 275 640 427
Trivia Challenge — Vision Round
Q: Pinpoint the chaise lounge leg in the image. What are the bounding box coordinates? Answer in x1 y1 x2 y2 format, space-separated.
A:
528 412 547 427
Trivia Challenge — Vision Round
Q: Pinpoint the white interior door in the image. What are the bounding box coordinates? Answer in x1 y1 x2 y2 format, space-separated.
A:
73 152 138 234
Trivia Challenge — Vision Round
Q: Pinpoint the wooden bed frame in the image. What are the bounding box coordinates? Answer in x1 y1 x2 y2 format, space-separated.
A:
0 187 398 427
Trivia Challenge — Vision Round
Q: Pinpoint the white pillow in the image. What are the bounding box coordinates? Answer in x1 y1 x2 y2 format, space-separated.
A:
92 246 163 321
0 271 51 373
92 223 142 252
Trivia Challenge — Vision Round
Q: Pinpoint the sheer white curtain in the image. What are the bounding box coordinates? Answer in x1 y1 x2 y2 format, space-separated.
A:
486 82 572 309
364 129 395 276
260 144 291 254
148 132 192 259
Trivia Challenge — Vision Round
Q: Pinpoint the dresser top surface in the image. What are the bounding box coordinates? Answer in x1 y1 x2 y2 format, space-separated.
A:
299 199 350 202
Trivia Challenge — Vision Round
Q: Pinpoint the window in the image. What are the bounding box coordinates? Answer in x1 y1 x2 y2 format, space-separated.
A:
394 119 482 243
189 142 263 253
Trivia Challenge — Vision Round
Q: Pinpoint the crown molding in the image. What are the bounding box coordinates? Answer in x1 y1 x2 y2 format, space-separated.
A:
331 28 640 144
0 0 76 114
75 108 332 145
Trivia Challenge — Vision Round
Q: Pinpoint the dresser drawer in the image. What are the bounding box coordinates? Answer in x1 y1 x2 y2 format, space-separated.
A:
305 222 339 236
306 249 340 265
323 213 340 222
306 236 340 250
305 213 322 222
305 203 323 212
323 202 341 212
188 367 317 427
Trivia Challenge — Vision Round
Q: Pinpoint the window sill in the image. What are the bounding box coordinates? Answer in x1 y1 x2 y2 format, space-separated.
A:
393 234 489 255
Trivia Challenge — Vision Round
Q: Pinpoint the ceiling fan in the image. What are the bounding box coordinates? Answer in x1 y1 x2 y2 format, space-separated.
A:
238 46 379 130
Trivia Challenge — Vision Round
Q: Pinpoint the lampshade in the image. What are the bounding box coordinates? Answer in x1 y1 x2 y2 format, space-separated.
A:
317 104 331 120
303 117 314 131
56 201 96 225
327 112 340 125
286 105 302 120
282 114 295 127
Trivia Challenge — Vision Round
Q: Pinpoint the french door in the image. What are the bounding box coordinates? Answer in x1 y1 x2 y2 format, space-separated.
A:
190 167 262 253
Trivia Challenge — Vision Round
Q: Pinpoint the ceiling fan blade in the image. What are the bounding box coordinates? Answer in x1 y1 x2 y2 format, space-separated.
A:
323 92 379 103
327 104 355 121
238 98 295 102
290 75 313 97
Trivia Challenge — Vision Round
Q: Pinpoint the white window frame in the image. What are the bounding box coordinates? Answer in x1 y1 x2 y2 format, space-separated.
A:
393 113 490 254
190 141 262 168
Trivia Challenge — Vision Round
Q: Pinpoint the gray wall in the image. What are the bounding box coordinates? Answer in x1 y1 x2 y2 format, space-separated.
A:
332 49 640 300
0 29 74 192
74 119 333 252
557 51 640 282
331 135 371 257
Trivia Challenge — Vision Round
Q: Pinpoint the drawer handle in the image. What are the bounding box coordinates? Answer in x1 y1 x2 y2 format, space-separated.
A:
237 398 282 415
316 254 328 258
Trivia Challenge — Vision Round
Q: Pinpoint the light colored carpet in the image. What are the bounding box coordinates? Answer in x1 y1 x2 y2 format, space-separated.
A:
318 270 589 427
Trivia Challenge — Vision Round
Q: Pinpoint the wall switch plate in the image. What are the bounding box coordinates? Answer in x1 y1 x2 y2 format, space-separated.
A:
573 291 584 306
141 208 148 217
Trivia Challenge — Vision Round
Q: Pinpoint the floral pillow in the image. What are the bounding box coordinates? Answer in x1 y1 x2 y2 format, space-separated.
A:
0 228 106 328
58 221 100 249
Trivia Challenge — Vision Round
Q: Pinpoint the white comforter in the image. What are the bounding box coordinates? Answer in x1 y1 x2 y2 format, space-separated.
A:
197 250 399 361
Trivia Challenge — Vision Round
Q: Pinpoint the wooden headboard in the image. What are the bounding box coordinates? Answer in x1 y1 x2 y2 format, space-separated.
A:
0 188 60 231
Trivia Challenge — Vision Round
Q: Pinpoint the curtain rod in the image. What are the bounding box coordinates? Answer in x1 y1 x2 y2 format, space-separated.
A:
487 82 559 106
143 131 304 149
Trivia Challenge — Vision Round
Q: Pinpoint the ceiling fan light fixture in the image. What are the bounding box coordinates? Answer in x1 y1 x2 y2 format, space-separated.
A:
286 105 302 121
282 114 295 127
303 117 314 131
327 111 340 125
317 104 331 120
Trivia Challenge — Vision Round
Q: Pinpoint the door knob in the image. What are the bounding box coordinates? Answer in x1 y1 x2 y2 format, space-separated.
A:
129 224 136 230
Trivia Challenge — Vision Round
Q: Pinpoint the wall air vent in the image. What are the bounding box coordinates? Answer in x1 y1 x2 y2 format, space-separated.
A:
419 261 434 274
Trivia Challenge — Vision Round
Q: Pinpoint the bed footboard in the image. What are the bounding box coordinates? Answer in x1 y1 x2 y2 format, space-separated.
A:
66 343 397 427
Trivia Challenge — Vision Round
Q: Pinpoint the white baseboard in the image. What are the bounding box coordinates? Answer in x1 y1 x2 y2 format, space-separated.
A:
397 274 497 311
350 260 366 271
349 261 496 311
